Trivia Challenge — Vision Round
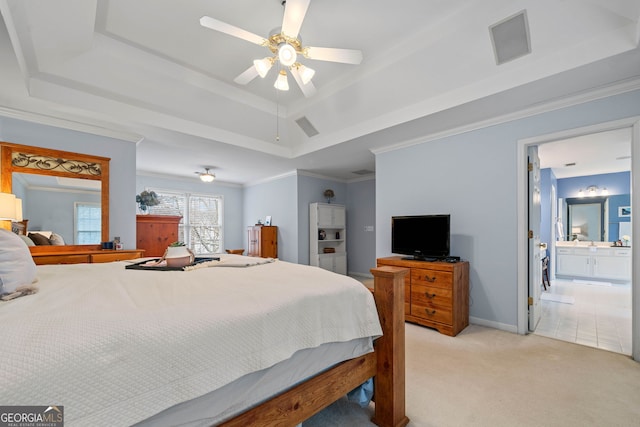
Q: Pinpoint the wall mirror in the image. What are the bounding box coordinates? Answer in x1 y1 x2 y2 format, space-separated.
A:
1 142 110 247
565 197 607 242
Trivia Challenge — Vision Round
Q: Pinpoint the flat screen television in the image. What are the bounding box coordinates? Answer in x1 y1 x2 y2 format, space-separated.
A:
392 214 450 260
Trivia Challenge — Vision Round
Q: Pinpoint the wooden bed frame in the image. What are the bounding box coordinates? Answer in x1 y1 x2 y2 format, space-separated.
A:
219 266 410 427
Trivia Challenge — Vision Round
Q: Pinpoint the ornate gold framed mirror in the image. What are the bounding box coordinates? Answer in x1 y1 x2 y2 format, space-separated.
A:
1 142 110 246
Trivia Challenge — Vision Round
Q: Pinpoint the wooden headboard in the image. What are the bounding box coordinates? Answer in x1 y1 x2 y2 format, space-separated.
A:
11 219 28 235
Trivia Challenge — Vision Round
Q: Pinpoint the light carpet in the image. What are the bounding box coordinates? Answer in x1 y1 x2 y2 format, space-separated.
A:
305 323 640 426
541 293 575 304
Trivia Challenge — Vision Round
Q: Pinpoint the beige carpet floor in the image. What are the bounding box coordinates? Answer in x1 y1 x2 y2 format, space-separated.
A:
305 323 640 427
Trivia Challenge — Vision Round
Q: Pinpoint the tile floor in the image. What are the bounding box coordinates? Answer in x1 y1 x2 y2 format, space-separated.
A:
534 278 632 355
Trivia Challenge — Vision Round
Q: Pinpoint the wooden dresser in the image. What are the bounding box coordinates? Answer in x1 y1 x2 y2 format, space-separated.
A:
377 256 469 336
247 225 278 258
31 247 145 265
136 215 182 257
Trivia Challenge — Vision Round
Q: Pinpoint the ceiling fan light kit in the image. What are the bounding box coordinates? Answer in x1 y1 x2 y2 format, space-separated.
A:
274 70 289 91
200 0 362 97
198 168 216 183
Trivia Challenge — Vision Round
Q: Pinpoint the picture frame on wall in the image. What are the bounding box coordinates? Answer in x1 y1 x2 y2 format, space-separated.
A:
618 206 631 217
265 215 272 226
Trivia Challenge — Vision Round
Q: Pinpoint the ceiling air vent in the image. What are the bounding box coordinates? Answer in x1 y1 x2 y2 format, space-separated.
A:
295 116 319 137
489 10 531 65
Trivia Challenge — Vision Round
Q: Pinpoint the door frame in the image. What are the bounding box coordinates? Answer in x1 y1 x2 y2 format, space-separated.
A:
516 116 640 361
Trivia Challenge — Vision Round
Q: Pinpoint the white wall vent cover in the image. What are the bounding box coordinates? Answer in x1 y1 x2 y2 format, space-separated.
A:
295 116 319 137
489 10 531 65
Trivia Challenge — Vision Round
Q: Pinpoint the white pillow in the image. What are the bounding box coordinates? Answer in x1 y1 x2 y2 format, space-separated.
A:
19 234 35 246
49 233 65 245
0 229 38 294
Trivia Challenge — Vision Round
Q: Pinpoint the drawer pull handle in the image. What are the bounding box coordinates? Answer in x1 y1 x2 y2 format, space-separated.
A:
424 309 436 316
425 292 436 299
423 276 437 282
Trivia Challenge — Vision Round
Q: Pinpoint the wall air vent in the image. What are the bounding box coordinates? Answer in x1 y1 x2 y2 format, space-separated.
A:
489 10 531 65
295 116 319 137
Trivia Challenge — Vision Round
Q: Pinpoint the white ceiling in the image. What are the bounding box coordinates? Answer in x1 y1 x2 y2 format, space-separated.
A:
0 0 639 184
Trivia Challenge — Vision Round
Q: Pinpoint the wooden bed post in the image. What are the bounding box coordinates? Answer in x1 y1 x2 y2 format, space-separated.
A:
371 266 410 427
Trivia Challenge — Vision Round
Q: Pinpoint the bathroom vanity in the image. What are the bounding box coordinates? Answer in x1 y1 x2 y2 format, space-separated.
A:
556 242 631 281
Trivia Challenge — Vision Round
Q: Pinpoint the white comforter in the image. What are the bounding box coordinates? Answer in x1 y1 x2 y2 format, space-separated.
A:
0 255 382 426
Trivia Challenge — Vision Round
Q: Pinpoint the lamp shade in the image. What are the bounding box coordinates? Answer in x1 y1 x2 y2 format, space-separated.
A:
297 64 315 85
14 198 23 222
274 70 289 91
253 57 273 78
0 193 17 220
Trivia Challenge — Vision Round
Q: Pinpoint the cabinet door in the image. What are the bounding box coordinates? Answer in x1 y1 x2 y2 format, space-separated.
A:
332 207 346 227
556 253 590 277
317 204 334 226
333 252 347 275
593 255 631 280
247 227 260 257
318 255 335 271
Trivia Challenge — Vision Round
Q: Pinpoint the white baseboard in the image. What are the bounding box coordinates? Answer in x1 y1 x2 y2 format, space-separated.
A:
470 316 518 334
348 271 374 279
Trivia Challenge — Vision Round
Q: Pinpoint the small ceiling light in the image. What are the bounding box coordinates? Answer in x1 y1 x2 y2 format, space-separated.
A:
253 57 273 78
199 168 215 183
278 43 297 66
274 70 289 91
296 63 315 85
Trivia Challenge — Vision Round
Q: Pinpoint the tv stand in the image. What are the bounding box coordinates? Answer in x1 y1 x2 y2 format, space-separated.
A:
401 256 438 262
377 256 469 336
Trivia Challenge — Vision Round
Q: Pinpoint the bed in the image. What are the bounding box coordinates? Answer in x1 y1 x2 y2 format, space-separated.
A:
0 244 409 426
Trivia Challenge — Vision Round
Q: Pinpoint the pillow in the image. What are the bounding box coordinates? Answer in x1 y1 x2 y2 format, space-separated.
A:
49 233 65 245
0 229 38 294
19 235 35 247
28 232 51 246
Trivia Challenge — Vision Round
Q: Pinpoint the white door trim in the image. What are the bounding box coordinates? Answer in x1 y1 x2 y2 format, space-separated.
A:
516 116 640 361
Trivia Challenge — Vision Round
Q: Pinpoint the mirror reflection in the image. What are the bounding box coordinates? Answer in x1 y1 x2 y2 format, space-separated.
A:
13 173 101 245
566 197 606 241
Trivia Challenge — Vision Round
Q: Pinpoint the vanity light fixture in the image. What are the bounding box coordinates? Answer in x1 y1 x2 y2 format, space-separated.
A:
579 185 607 197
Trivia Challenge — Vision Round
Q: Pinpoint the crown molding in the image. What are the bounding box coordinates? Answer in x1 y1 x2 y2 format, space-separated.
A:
372 77 640 156
0 106 144 143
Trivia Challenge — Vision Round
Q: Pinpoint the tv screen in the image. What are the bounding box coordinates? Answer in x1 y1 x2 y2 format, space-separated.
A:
392 214 450 260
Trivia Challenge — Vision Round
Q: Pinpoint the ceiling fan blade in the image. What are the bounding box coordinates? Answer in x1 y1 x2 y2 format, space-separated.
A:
290 66 317 98
281 0 310 39
234 65 259 85
200 16 266 46
305 46 363 64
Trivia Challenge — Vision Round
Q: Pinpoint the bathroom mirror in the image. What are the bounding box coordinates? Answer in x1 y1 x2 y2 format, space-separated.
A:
565 197 607 242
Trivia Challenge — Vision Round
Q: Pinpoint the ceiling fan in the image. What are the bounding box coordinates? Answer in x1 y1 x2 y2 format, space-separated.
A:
200 0 363 97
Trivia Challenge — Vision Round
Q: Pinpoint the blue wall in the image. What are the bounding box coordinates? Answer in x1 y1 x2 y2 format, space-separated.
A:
555 171 630 242
244 173 299 262
376 89 640 331
1 118 137 247
136 174 245 252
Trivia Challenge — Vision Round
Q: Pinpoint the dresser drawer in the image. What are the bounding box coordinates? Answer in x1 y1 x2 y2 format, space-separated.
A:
412 284 452 308
411 303 452 324
91 251 144 263
33 254 91 265
411 269 453 289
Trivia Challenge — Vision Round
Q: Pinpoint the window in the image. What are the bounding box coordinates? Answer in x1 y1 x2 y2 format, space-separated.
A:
75 202 101 244
149 189 223 255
